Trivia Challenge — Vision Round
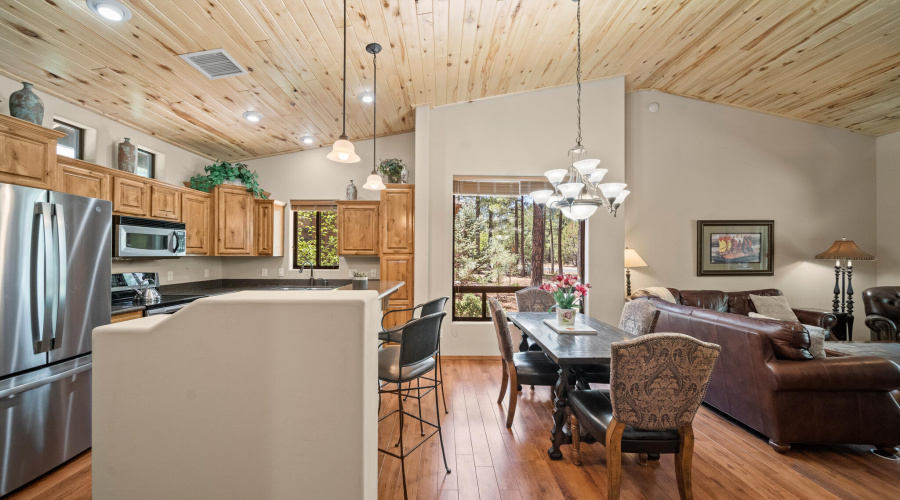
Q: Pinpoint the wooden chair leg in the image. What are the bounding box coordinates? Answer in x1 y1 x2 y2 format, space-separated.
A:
606 418 625 500
570 413 582 465
506 369 519 428
497 360 509 404
675 424 695 500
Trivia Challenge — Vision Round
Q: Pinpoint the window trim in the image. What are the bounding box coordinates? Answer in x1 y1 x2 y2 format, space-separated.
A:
52 119 84 160
136 148 156 179
293 209 339 270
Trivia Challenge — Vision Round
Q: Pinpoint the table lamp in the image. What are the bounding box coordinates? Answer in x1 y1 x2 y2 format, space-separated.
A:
624 247 647 298
814 237 875 340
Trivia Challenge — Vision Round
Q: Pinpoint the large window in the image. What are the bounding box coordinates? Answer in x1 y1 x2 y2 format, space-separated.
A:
135 148 155 178
453 178 585 321
53 120 83 159
294 209 338 269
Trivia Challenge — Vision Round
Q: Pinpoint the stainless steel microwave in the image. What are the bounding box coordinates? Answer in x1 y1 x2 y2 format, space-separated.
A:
114 216 186 258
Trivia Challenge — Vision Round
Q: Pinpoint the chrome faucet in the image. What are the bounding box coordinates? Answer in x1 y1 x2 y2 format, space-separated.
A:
299 261 315 287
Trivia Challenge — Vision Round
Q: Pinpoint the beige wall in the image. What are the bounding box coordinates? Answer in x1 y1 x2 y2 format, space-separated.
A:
424 77 626 356
222 132 416 281
625 90 877 338
876 131 900 285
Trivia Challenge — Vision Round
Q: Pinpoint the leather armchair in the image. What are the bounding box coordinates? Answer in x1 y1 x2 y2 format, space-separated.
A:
862 286 900 341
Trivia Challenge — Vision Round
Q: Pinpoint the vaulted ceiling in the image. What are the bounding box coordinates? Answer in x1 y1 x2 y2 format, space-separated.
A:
0 0 898 160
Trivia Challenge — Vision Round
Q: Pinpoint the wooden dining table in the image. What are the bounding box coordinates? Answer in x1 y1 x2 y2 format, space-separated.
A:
506 311 637 460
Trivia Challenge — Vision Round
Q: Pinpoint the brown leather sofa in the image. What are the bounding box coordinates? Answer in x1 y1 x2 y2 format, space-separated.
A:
639 289 900 454
863 286 900 341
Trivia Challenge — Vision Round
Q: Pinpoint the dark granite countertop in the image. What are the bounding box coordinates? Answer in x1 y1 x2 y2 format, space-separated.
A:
112 304 145 315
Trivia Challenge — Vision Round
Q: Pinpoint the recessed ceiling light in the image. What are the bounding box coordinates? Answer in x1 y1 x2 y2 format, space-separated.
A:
358 91 375 104
87 0 132 22
301 135 315 145
242 111 262 122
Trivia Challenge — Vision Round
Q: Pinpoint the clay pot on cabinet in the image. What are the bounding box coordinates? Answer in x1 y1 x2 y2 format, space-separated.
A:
9 82 44 125
118 138 136 173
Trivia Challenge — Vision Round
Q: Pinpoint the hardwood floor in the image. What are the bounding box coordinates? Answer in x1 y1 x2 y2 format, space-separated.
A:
6 359 899 499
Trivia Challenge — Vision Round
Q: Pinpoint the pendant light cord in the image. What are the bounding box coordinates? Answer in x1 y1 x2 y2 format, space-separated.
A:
341 0 348 138
372 51 377 173
575 0 582 147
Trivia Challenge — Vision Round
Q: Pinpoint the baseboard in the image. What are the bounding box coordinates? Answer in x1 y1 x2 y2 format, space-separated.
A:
440 355 501 361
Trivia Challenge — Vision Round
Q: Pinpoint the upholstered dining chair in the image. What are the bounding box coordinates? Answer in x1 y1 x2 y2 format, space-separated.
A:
515 287 556 352
619 299 660 336
380 297 450 413
568 333 720 500
488 298 560 427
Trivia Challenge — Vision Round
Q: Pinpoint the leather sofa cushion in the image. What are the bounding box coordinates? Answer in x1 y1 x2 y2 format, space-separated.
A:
680 290 728 312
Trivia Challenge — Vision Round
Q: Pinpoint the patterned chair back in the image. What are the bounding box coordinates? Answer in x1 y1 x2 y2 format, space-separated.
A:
516 287 557 313
488 298 515 362
610 333 720 431
618 300 660 336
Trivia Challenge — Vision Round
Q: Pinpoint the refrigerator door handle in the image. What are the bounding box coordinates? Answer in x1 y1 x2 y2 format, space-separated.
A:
52 204 67 350
0 362 91 399
31 202 54 354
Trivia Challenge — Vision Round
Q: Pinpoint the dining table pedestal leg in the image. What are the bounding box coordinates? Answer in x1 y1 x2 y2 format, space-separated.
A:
548 365 571 460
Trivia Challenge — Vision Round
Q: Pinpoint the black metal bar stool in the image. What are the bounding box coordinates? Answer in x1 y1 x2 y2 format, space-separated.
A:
378 312 451 500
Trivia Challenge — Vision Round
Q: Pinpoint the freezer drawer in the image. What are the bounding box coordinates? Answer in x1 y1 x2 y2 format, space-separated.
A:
0 356 92 496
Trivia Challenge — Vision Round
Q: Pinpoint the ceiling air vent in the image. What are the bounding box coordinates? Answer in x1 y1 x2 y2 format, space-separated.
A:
179 49 247 80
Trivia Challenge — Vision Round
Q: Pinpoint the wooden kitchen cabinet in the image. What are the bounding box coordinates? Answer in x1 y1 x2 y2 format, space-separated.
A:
0 114 65 190
381 184 415 255
151 184 181 221
58 157 110 200
214 184 254 255
181 191 213 255
112 175 150 216
337 200 380 255
381 254 414 328
255 199 285 256
111 310 144 323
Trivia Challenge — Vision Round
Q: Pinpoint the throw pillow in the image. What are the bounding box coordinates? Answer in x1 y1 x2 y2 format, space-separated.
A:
749 294 799 322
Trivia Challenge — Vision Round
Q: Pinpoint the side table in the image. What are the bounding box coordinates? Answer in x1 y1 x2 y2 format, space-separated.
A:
830 311 853 341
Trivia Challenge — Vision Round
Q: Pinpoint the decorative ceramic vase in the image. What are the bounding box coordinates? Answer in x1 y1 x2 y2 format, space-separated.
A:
117 138 136 173
352 276 368 290
9 82 44 125
400 165 409 184
346 180 358 200
556 307 576 328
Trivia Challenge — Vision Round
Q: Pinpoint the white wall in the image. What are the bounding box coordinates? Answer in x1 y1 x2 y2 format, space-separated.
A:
876 131 900 285
625 90 877 339
423 77 626 356
223 132 416 281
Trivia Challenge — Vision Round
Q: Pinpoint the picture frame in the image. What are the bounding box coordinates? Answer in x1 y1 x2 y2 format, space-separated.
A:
697 220 774 276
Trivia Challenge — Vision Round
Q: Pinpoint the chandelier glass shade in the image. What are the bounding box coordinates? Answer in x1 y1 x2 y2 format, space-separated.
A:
364 173 385 190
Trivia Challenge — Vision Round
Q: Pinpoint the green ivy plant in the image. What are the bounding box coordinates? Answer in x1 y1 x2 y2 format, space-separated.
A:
378 158 407 184
189 160 267 199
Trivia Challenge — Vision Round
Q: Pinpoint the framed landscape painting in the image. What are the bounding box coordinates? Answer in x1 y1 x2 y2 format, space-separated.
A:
697 220 774 276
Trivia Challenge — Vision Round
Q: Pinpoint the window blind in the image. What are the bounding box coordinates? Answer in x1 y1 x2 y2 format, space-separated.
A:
290 200 337 211
452 176 553 196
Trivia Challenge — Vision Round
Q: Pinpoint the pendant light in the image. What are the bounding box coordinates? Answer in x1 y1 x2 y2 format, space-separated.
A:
327 0 361 163
530 0 631 219
363 43 386 191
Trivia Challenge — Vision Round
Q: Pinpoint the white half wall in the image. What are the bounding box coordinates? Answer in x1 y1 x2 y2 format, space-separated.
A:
625 90 877 339
423 77 626 356
876 131 900 285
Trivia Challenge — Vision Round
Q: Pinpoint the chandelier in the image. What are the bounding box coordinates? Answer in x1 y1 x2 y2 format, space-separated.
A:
530 0 629 220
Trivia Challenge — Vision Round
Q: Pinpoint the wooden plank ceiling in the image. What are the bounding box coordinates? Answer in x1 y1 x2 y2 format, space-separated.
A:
0 0 897 160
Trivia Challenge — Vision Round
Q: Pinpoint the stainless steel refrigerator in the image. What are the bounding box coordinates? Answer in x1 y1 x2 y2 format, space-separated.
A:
0 182 111 496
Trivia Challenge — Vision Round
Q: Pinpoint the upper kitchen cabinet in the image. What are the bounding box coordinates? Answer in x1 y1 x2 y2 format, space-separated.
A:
0 114 65 190
181 191 213 256
337 200 380 255
150 184 181 221
380 185 415 255
112 175 150 217
255 199 285 257
58 157 110 201
214 184 254 256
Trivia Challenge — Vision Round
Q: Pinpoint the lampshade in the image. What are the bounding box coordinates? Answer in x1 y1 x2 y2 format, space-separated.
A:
557 182 584 202
624 248 647 268
588 168 608 184
529 189 553 206
544 169 569 185
363 173 386 190
561 203 598 221
573 158 600 176
326 137 360 163
814 238 876 261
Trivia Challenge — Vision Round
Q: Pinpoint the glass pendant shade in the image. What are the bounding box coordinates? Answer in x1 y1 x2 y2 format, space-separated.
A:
529 189 553 206
614 190 630 206
544 169 569 185
327 138 360 163
561 203 598 221
573 159 601 176
599 182 627 201
547 195 563 209
363 173 386 190
589 168 609 185
557 182 584 202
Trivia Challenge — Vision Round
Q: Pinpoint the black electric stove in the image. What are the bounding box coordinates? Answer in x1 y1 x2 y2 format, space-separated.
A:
111 272 206 315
